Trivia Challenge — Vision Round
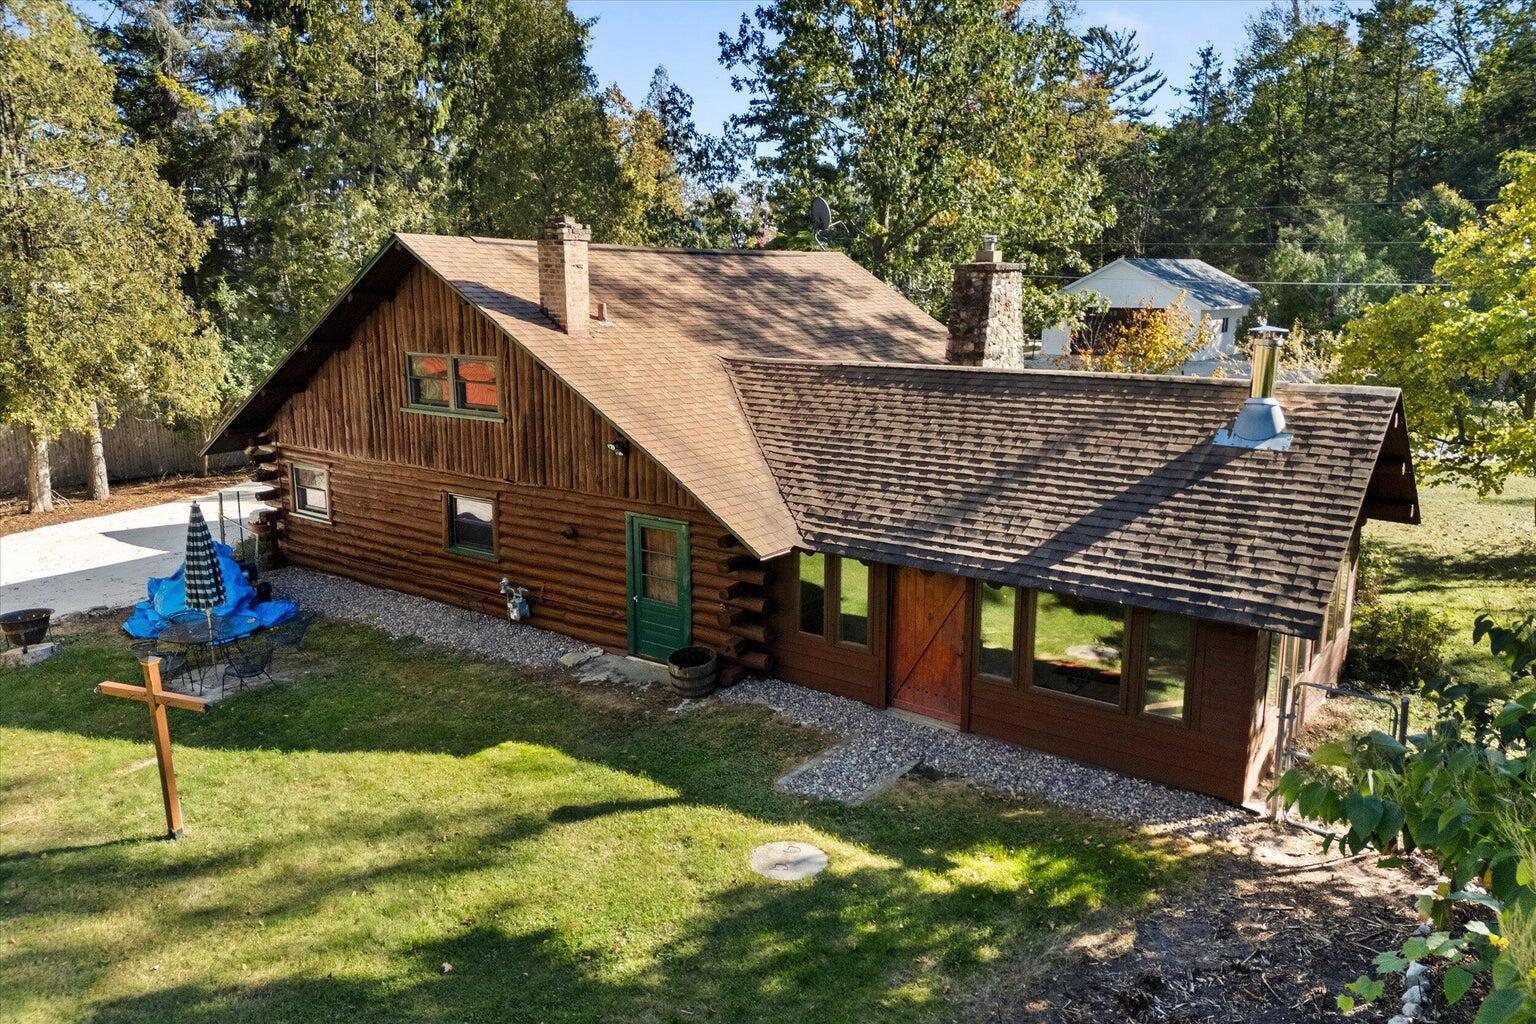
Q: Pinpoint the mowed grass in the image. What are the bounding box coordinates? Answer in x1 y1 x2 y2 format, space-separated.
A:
1365 475 1536 686
0 623 1186 1024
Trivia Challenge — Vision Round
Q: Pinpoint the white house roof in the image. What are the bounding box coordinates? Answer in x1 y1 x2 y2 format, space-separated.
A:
1118 259 1259 308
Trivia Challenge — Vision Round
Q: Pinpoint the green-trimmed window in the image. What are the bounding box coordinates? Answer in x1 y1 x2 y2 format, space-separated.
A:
408 354 450 408
447 494 494 557
798 553 826 636
977 582 1017 681
838 559 870 646
407 354 499 416
1032 593 1124 706
1142 612 1192 721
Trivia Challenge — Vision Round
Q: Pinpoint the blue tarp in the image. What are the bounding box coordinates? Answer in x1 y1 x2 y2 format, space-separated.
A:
121 541 297 639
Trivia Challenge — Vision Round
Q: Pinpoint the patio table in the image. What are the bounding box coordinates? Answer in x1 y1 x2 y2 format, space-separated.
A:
157 613 261 693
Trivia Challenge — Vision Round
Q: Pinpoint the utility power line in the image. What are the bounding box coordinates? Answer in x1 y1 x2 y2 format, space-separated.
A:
1019 273 1441 288
1132 198 1496 213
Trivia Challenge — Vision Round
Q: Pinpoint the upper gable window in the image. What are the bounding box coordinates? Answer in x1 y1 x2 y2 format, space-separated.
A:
405 353 501 419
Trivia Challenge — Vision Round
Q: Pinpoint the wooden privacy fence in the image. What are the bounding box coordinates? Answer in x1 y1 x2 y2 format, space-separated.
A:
0 417 246 496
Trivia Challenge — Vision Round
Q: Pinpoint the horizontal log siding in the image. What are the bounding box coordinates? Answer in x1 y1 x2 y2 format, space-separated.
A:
274 448 739 654
270 263 693 508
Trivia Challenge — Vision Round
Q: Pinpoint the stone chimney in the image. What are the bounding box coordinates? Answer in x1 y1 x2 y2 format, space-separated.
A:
538 215 591 335
946 236 1027 367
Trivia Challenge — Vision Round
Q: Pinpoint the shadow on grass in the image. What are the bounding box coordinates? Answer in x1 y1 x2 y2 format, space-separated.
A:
0 623 1183 1023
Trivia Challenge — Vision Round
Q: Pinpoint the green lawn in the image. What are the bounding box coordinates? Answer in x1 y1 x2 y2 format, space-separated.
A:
1 624 1186 1024
1365 475 1536 686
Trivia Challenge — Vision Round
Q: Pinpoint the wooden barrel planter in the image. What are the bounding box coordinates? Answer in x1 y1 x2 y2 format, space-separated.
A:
0 608 53 650
666 646 718 698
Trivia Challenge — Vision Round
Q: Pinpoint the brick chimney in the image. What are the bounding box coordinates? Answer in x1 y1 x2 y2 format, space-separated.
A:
538 215 591 335
946 236 1027 367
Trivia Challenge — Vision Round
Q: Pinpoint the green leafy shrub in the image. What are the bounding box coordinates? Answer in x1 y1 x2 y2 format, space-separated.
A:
1355 536 1392 606
1345 602 1452 692
1276 614 1536 1023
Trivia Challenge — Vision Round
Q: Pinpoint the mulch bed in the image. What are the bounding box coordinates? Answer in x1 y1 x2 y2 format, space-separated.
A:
974 824 1476 1023
0 470 246 537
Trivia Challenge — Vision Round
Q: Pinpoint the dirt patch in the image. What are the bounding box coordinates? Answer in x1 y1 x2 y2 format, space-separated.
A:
0 470 247 537
976 822 1470 1023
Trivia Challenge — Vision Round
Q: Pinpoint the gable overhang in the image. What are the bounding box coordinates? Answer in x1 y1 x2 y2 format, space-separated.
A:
203 236 417 455
1360 395 1421 525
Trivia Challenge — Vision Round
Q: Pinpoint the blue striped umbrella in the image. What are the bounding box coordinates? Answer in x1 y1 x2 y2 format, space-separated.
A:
183 502 226 621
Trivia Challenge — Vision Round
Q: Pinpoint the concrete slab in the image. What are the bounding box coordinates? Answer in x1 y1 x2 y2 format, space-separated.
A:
0 482 266 619
750 841 828 881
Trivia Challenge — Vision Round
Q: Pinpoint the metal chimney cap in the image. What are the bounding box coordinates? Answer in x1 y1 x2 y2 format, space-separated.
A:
1248 323 1290 337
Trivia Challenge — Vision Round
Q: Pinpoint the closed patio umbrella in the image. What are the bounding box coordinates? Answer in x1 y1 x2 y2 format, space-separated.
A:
183 501 226 632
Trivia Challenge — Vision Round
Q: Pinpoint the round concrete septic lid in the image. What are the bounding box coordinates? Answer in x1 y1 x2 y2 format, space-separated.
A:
750 841 828 881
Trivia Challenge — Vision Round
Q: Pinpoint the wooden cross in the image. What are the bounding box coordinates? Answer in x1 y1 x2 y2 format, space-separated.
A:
98 656 208 839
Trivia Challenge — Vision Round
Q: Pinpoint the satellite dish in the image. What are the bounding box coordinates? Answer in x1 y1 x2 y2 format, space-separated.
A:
810 196 833 232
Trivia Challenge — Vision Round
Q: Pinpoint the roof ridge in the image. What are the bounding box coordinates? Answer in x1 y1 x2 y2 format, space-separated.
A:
721 355 1402 397
416 233 827 257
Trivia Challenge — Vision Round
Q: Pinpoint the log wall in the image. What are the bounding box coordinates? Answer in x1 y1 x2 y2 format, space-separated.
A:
258 260 774 671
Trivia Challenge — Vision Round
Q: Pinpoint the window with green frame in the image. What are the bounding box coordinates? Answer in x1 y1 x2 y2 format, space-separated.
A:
406 354 500 416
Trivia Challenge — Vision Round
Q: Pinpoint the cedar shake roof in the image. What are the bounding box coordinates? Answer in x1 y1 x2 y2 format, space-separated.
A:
724 358 1418 638
206 233 951 558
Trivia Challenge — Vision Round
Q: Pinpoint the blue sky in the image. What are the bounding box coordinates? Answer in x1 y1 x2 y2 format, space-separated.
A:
570 1 1356 133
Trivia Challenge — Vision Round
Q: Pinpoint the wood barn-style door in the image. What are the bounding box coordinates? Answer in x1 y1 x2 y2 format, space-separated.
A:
887 567 968 725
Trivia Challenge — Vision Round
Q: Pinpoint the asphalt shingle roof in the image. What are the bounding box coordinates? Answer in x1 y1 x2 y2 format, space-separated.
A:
725 357 1408 637
1119 258 1261 308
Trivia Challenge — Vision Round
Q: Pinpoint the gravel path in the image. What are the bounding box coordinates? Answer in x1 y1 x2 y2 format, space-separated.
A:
275 567 1252 835
721 678 1253 836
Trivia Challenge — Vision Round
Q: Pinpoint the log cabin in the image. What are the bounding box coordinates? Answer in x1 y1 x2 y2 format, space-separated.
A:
205 217 1419 804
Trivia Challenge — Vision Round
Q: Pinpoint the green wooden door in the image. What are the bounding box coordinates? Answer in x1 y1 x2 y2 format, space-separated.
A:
626 514 691 660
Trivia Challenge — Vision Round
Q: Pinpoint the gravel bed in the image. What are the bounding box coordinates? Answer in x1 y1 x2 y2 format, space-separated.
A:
270 568 586 668
721 677 1253 836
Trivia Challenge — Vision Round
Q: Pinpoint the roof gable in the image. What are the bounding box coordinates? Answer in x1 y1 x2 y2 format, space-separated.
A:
207 233 952 558
725 358 1415 637
1120 258 1260 308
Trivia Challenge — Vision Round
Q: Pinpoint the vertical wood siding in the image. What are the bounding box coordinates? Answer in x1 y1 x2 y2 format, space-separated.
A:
272 264 693 508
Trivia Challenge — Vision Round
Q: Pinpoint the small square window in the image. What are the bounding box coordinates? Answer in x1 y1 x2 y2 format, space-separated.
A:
447 494 494 557
408 355 450 408
292 465 330 521
453 357 498 412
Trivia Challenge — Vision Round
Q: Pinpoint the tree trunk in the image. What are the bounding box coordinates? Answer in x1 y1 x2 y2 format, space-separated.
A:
86 403 110 501
25 426 53 514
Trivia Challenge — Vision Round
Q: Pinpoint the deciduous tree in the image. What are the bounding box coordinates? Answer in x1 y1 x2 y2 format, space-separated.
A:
1338 150 1536 495
0 0 221 511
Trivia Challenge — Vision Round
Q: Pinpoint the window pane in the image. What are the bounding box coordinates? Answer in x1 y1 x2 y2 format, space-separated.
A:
293 466 328 515
1266 633 1283 716
1032 593 1124 705
978 583 1016 680
454 357 498 411
640 527 679 603
409 355 450 407
449 495 494 553
838 558 869 646
1143 612 1191 720
798 553 825 635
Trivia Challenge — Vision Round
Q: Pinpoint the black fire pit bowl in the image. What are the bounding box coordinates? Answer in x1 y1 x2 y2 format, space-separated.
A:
0 608 54 650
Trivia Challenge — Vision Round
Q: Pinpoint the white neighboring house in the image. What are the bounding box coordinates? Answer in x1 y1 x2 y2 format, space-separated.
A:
1040 258 1260 359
